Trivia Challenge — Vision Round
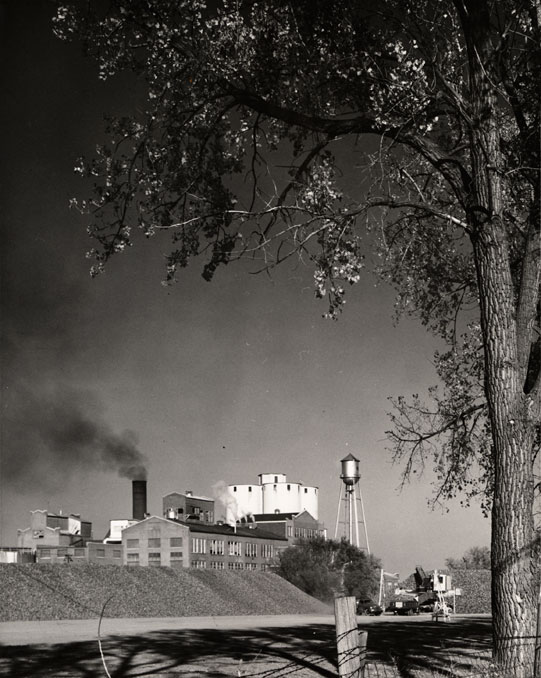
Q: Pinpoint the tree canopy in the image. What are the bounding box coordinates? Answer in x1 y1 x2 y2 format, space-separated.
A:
277 537 380 602
55 1 540 673
446 545 491 570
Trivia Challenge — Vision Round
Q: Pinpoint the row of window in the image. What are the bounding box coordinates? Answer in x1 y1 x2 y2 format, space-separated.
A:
191 560 267 570
39 548 122 559
191 539 274 558
126 537 183 548
127 551 183 564
294 527 321 539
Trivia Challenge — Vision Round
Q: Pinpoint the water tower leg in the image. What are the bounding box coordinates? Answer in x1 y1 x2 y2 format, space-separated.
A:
352 485 360 549
334 482 344 540
358 485 370 554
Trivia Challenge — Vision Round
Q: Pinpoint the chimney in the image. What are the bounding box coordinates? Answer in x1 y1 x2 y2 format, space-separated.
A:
132 480 147 520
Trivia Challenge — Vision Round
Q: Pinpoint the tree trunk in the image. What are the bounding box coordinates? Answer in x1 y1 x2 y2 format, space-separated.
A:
472 221 538 677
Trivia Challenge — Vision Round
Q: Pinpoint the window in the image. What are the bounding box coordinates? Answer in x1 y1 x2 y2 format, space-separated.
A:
127 552 139 565
287 484 290 490
274 476 278 483
304 488 308 493
233 486 237 492
248 486 252 492
148 538 161 548
148 552 161 566
192 538 207 554
113 550 121 558
191 560 207 569
126 539 139 548
96 548 105 558
210 561 225 570
40 549 51 558
209 539 224 555
170 551 183 559
170 537 183 547
74 548 86 557
228 561 244 570
245 563 257 570
287 526 293 537
228 541 242 557
261 544 274 558
245 542 257 558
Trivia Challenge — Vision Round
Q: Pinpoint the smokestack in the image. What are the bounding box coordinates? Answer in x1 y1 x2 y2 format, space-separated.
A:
132 480 147 520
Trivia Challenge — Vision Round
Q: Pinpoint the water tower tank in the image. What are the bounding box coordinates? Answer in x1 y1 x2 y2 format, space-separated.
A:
340 454 360 486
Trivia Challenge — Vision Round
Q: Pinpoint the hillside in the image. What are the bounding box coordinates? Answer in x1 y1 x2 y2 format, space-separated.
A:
0 564 331 621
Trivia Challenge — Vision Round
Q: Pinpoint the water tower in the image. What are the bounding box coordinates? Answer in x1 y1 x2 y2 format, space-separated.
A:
334 454 370 553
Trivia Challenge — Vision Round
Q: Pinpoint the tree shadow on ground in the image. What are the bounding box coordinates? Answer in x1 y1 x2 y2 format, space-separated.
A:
359 616 493 677
0 616 493 678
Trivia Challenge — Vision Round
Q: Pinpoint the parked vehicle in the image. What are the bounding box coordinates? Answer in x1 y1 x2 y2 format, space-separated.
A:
387 598 420 615
356 598 383 615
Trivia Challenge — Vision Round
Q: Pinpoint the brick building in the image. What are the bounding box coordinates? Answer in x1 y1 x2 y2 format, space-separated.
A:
162 491 215 524
241 510 326 545
120 515 287 570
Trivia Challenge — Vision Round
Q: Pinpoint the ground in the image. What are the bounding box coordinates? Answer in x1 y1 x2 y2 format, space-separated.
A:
0 614 493 677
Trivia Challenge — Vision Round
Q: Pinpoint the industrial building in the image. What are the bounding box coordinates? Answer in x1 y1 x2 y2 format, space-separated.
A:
11 472 325 568
162 490 215 524
121 515 286 570
17 510 92 549
229 473 319 519
241 510 326 545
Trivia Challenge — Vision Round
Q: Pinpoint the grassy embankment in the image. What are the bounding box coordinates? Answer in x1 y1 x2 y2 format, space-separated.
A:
0 564 331 621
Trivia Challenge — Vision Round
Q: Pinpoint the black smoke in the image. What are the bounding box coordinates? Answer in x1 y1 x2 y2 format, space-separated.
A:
2 384 147 492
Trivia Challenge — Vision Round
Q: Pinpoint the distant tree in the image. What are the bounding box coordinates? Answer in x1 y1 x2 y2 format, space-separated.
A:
55 2 540 673
276 537 380 602
446 546 491 570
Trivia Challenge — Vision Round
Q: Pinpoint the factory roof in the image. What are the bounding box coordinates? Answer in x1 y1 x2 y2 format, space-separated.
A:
162 491 214 502
249 513 297 522
174 519 288 541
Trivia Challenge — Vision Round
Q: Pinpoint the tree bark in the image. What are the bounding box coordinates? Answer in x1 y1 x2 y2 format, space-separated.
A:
472 220 538 676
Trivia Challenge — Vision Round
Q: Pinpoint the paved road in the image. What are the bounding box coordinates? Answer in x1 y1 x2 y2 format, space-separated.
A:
0 614 336 646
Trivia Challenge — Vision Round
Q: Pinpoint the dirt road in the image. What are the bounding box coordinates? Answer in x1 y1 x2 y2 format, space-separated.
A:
0 613 335 646
0 614 492 678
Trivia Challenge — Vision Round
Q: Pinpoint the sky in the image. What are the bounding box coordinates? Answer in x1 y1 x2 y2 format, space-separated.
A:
0 1 490 578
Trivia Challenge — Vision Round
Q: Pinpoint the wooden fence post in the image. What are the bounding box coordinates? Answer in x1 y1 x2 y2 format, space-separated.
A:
334 595 365 678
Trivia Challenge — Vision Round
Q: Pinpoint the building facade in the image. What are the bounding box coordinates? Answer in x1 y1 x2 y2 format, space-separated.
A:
228 473 319 519
118 515 287 570
242 510 326 545
122 516 191 568
17 510 92 549
186 521 288 571
34 541 123 565
162 491 215 524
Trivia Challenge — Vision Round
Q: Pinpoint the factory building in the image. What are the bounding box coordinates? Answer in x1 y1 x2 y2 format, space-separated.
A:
240 510 326 545
10 477 321 569
228 473 319 519
162 490 215 524
122 516 190 568
34 542 123 565
17 510 92 549
121 515 287 570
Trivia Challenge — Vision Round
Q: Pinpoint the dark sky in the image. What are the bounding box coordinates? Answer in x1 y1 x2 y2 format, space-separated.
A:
0 0 489 576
